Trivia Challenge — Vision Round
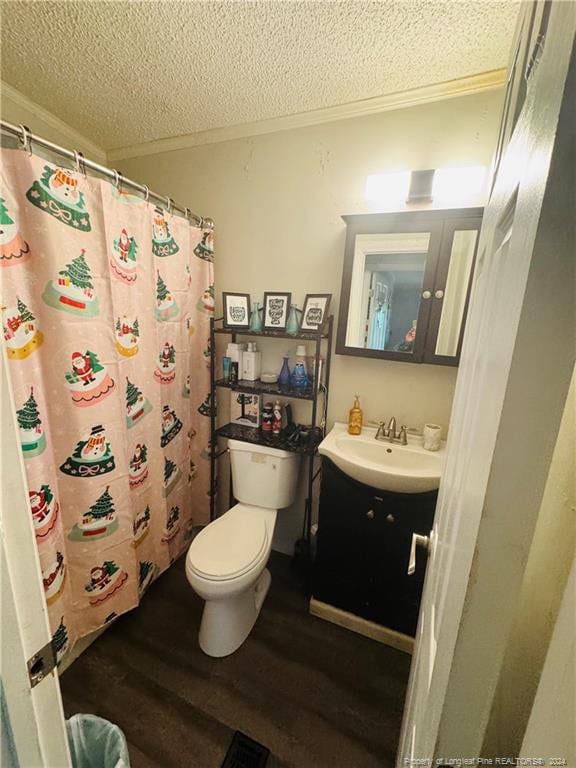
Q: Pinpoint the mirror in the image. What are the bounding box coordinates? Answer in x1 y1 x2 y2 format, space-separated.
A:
435 230 477 357
344 232 431 355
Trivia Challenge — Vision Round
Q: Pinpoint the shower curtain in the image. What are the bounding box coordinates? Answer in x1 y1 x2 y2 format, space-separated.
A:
1 149 214 661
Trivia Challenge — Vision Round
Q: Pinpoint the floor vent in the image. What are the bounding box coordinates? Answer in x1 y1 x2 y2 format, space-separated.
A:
221 731 270 768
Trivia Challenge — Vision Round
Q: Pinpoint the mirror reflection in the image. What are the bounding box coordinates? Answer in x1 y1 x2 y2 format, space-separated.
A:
345 232 431 353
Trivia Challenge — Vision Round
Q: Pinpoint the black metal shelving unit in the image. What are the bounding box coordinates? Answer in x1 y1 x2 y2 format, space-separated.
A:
209 315 333 553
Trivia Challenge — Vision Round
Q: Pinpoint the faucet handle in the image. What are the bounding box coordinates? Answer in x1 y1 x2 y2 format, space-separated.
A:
399 425 408 445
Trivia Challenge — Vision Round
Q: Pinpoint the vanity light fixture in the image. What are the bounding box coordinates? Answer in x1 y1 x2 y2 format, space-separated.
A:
365 165 488 209
406 169 435 204
432 165 488 206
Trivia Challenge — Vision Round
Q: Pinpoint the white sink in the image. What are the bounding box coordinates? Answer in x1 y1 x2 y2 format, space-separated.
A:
318 422 444 493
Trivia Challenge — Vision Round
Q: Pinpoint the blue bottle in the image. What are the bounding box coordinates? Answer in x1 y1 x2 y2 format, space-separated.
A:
278 356 292 389
291 345 309 389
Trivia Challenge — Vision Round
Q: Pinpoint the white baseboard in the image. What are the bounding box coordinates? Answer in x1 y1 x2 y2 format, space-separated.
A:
309 598 414 655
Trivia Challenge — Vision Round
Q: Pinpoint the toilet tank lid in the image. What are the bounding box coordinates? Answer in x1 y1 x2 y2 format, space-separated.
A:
227 439 298 460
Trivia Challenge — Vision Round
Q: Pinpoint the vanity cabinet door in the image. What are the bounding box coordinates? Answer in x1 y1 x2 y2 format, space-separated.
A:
313 459 437 637
314 459 382 615
364 493 435 636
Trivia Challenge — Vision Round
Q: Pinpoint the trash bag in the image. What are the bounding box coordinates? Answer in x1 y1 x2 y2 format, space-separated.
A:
66 714 130 768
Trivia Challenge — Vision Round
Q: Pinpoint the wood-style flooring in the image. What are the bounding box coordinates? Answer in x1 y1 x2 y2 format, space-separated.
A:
60 552 411 768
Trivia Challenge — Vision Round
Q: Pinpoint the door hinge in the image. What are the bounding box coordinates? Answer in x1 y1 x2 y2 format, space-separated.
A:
27 640 56 687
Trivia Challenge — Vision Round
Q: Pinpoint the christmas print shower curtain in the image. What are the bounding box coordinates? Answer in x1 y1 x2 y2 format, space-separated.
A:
1 149 215 660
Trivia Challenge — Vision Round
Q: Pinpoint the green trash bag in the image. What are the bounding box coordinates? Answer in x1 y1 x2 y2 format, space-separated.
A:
66 714 130 768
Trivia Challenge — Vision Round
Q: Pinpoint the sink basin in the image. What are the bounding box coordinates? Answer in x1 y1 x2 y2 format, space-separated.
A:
318 422 444 493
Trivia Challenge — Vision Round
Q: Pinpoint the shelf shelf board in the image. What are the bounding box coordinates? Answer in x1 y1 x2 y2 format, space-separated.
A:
215 378 315 401
215 422 323 455
214 326 329 341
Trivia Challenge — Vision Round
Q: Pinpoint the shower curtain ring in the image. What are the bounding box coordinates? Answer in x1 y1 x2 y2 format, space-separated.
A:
73 150 87 178
112 169 121 189
18 124 32 156
143 185 150 203
184 207 191 221
166 196 174 215
116 171 124 192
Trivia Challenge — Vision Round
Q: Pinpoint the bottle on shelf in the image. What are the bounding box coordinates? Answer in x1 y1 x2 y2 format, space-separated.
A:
249 302 263 333
286 305 301 336
348 394 363 435
272 400 283 434
261 402 274 432
278 356 292 389
292 345 310 389
242 342 262 381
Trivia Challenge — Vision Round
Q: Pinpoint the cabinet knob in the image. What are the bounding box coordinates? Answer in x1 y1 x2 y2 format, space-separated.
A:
422 290 432 300
435 289 445 299
386 513 395 523
366 509 375 519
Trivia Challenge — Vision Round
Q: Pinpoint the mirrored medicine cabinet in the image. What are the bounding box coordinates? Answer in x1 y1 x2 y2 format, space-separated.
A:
336 208 483 366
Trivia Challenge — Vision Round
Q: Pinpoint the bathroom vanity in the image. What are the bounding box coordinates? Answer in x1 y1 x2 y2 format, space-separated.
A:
313 424 441 648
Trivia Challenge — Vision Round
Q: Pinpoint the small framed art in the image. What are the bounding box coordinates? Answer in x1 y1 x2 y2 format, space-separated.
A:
301 293 331 331
230 391 261 427
263 292 291 331
223 292 251 329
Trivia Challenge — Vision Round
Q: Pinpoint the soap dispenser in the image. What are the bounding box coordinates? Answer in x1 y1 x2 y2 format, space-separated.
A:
348 395 363 435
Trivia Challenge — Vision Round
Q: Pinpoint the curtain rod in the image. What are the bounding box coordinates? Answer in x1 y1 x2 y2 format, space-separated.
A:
0 120 213 230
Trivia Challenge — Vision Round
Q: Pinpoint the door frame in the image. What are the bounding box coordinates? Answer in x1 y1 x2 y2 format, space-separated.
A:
0 346 72 766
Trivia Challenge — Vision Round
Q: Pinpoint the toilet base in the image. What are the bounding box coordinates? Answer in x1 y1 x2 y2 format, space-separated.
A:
198 568 272 657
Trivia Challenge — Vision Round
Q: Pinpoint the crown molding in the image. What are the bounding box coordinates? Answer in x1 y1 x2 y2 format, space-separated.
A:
109 68 506 162
1 82 107 163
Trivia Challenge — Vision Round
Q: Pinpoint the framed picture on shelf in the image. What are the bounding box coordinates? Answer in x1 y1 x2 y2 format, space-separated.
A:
263 292 291 331
230 391 261 427
301 293 331 331
223 292 251 329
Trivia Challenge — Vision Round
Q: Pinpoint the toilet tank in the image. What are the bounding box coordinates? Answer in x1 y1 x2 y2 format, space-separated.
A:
228 439 301 509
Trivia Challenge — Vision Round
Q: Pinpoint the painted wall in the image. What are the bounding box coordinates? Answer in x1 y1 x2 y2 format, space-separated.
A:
1 84 106 161
119 91 502 552
519 557 575 763
120 90 503 551
482 368 576 758
120 91 502 432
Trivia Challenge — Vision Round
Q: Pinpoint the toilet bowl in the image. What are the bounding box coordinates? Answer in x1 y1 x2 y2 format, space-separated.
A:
186 440 300 657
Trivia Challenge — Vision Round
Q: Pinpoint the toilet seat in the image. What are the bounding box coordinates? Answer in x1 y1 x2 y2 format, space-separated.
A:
188 504 269 582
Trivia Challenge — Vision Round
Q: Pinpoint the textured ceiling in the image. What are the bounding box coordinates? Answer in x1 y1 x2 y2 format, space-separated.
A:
1 1 518 151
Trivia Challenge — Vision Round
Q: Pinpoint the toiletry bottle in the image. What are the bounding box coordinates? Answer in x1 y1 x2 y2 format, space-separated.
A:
262 402 274 432
226 342 246 380
292 345 310 389
348 395 363 435
272 400 282 435
242 342 262 381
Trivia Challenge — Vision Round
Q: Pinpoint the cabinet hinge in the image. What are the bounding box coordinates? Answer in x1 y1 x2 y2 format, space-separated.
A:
27 640 56 688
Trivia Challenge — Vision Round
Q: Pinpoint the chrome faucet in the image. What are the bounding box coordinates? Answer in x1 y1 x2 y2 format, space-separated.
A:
375 421 386 440
375 417 408 445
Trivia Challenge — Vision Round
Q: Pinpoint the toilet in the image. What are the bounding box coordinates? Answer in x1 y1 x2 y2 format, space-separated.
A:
186 439 300 657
